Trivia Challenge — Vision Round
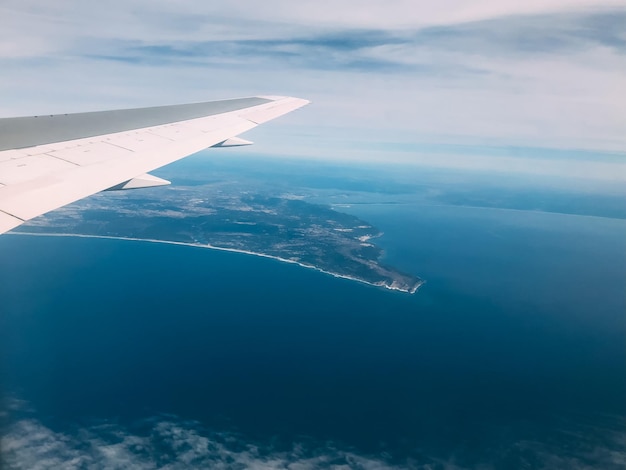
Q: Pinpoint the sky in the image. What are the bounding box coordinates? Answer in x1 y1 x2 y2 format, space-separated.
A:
1 0 625 181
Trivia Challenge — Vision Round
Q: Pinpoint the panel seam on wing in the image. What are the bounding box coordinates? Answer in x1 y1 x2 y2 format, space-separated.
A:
44 153 81 167
0 208 24 221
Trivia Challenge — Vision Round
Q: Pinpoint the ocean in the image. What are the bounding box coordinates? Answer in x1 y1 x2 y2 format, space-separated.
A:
1 202 624 468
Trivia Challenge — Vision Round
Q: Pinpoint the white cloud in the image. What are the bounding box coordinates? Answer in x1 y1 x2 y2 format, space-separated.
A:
1 417 410 470
0 1 624 172
3 0 624 47
2 410 626 470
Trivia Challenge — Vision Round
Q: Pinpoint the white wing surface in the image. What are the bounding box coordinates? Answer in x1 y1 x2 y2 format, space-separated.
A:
0 96 309 235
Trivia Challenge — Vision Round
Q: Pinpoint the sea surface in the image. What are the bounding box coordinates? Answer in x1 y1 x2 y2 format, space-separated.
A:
1 200 625 468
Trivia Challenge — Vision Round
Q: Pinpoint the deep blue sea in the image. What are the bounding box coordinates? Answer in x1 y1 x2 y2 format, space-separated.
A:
1 200 625 468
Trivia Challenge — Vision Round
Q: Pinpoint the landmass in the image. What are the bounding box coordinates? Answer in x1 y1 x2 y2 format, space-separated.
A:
15 179 424 294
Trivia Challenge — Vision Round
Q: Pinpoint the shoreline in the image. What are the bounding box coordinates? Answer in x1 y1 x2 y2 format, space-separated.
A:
8 231 423 294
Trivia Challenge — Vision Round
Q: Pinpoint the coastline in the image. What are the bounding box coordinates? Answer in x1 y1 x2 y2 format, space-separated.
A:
7 232 423 294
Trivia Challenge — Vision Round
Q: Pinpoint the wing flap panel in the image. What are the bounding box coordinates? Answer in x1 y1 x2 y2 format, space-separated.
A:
101 131 176 153
0 155 77 185
147 124 205 141
45 141 133 166
0 149 29 162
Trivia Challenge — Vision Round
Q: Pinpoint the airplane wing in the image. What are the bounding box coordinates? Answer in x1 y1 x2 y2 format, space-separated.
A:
0 95 309 235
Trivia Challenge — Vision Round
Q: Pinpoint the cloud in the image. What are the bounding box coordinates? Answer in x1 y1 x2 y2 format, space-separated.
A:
1 417 411 470
2 0 625 49
0 1 624 167
2 407 626 470
6 8 624 72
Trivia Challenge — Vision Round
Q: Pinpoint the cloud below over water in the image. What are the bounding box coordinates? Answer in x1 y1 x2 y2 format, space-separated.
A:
3 404 626 470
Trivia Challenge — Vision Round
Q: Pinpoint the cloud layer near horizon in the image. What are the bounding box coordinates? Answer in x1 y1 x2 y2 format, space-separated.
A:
1 1 624 176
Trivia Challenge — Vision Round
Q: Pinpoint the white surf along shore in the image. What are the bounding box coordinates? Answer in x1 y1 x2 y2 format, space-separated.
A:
9 232 423 294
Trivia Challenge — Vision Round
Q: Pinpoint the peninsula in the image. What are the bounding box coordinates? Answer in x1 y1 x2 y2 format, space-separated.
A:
15 181 424 294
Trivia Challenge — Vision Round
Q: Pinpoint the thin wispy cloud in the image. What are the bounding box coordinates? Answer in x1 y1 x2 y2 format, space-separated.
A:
2 417 408 470
2 402 626 470
0 0 624 175
75 11 626 70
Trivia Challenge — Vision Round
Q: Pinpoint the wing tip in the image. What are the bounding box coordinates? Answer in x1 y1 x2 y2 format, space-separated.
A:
257 95 311 106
